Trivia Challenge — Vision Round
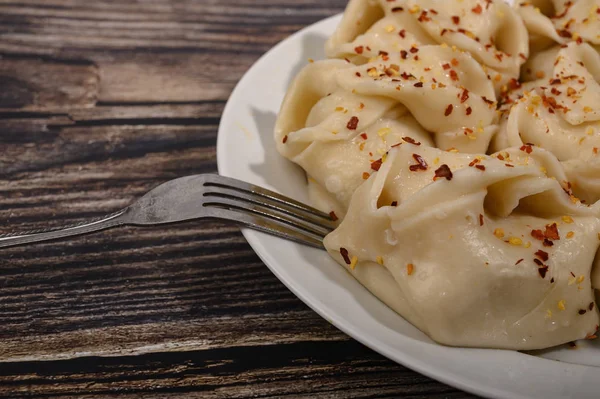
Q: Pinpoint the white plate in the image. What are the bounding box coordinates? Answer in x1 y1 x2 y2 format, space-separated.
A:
217 14 600 399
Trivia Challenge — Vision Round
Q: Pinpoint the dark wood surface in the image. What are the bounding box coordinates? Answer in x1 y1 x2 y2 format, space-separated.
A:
0 1 476 397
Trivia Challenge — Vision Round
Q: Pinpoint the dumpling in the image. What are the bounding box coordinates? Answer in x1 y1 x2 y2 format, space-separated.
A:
275 59 434 213
496 42 600 203
517 0 600 53
324 143 600 349
326 0 529 93
333 45 499 152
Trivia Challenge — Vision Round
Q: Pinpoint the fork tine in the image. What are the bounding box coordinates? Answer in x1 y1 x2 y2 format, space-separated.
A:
203 196 331 237
202 189 337 231
203 175 335 222
203 206 324 248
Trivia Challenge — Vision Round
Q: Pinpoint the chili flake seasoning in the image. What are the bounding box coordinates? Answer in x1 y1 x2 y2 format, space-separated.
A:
347 116 359 130
444 104 453 116
402 136 421 145
409 154 428 171
371 159 383 171
433 164 453 180
340 248 351 264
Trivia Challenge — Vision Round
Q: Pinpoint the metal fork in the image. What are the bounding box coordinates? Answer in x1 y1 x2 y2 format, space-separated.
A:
0 174 337 250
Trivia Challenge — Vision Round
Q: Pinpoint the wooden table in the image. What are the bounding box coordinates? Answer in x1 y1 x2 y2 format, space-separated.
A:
0 1 475 397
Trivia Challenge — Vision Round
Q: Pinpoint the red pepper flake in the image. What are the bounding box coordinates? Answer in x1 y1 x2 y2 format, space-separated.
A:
505 163 514 167
497 154 505 161
520 144 533 154
543 239 554 247
444 104 453 116
434 164 453 180
557 29 572 38
535 250 549 262
409 153 428 171
533 258 544 266
579 309 587 315
402 137 421 145
466 107 472 115
472 4 482 13
430 9 438 14
594 148 598 155
571 271 576 278
329 211 338 221
538 266 549 278
442 63 451 70
360 133 368 140
475 165 486 171
282 135 288 144
449 70 459 81
479 214 484 226
347 116 359 130
508 79 521 90
550 277 555 283
391 201 398 207
451 15 460 24
515 258 524 265
531 229 545 241
451 58 459 66
400 50 408 59
392 6 404 12
545 223 560 240
482 96 494 106
371 159 382 171
355 72 362 77
550 87 561 95
398 29 406 39
460 89 469 103
340 248 351 264
414 82 423 87
410 46 419 54
401 72 415 80
441 28 448 36
550 78 561 85
355 46 364 54
418 10 431 22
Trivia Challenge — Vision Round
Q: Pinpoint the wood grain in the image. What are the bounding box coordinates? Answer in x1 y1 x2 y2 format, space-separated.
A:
0 1 476 397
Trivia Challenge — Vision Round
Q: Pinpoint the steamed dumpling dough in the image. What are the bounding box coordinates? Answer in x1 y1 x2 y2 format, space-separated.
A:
326 0 529 93
275 49 497 212
517 0 600 53
497 43 600 203
324 144 600 349
275 59 434 213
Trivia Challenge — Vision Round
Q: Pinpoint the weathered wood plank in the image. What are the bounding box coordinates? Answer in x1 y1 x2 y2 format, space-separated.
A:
0 341 469 399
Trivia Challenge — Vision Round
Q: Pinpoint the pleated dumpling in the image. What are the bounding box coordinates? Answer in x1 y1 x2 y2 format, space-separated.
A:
517 0 600 53
498 43 600 203
275 59 434 214
334 45 499 152
324 143 600 349
326 0 529 93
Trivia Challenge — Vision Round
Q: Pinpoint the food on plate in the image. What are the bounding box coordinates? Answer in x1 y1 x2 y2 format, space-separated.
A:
274 0 600 349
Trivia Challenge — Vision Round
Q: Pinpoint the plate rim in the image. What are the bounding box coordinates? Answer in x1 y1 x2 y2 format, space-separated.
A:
216 13 599 399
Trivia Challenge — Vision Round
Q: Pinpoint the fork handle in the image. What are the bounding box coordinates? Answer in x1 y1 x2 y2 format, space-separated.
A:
0 210 128 249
